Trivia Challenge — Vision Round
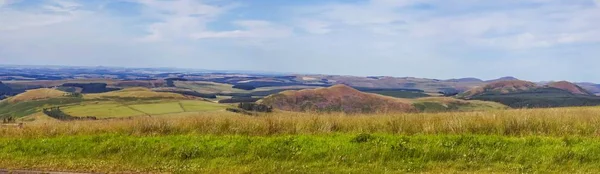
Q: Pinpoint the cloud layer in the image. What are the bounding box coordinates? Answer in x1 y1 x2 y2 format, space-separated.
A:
1 0 600 82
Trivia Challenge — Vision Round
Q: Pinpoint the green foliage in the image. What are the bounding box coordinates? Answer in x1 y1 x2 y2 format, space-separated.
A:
470 88 600 108
2 134 600 173
43 107 96 121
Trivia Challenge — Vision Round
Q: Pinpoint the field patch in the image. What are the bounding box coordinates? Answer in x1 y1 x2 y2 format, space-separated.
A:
179 100 227 112
129 102 184 115
62 103 144 118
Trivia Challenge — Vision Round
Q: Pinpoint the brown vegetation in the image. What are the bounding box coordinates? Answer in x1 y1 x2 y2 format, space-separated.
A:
7 88 67 103
259 85 415 113
547 81 593 95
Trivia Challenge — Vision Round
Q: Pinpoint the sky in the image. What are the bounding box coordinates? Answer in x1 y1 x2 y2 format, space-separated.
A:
1 0 600 82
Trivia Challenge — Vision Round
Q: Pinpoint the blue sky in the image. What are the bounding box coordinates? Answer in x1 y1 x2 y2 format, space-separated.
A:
1 0 600 82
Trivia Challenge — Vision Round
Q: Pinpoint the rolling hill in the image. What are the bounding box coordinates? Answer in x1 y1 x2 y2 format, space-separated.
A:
458 80 600 108
259 85 506 113
547 81 594 95
459 80 539 98
8 88 68 103
0 87 228 120
259 85 416 113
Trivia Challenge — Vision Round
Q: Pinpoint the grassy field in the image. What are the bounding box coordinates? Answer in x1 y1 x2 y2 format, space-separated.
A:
3 107 600 172
2 134 600 173
62 103 144 118
61 100 228 118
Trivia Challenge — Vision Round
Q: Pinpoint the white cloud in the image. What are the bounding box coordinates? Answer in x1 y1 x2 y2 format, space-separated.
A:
0 0 89 31
191 20 292 39
295 0 600 49
296 20 331 34
135 0 230 41
2 0 600 82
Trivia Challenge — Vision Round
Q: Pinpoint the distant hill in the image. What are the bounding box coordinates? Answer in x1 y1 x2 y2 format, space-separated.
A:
0 81 12 96
486 76 520 82
444 78 483 83
547 81 594 96
459 80 539 98
260 85 507 113
259 85 416 113
458 80 600 108
576 82 600 95
8 88 68 103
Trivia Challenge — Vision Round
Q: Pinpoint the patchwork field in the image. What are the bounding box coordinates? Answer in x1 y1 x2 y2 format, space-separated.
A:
61 100 228 118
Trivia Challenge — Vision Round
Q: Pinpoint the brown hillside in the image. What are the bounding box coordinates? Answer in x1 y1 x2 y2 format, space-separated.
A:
8 88 67 103
259 85 415 113
547 81 593 95
460 80 539 98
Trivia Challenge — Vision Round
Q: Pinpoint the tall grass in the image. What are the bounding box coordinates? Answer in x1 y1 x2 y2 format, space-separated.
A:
4 106 600 138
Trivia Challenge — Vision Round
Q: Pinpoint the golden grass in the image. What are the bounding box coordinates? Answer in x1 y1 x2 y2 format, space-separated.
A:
6 106 600 138
7 88 67 103
415 97 509 110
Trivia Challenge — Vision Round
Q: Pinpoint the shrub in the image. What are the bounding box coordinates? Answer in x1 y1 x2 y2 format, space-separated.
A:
232 85 256 90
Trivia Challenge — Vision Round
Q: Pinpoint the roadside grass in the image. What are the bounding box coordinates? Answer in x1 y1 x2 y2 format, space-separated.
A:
1 134 600 173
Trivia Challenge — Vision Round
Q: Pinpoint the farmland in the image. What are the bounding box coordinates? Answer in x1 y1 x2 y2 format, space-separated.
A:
3 107 600 172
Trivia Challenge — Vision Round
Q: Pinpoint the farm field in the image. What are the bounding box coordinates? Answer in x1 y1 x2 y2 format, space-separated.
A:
3 106 600 173
61 100 229 118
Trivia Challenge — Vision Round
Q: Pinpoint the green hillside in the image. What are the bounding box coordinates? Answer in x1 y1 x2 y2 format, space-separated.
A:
0 88 229 120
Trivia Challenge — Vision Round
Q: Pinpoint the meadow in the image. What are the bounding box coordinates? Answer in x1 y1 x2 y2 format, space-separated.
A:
3 107 600 172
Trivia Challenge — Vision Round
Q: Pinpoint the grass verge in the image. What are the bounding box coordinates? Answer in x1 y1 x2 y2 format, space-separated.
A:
1 134 600 173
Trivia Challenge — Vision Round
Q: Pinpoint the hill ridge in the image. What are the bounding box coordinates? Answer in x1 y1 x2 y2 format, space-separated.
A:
260 84 416 113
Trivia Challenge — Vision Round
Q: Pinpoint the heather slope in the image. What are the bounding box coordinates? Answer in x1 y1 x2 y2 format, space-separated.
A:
259 85 416 113
260 85 506 113
547 81 594 96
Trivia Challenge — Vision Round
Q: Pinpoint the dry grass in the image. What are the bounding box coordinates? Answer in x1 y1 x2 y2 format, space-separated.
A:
8 88 67 103
5 106 600 138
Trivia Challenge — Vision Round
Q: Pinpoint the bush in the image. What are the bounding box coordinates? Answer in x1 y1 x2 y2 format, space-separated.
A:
62 83 119 93
238 103 273 112
232 85 256 90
